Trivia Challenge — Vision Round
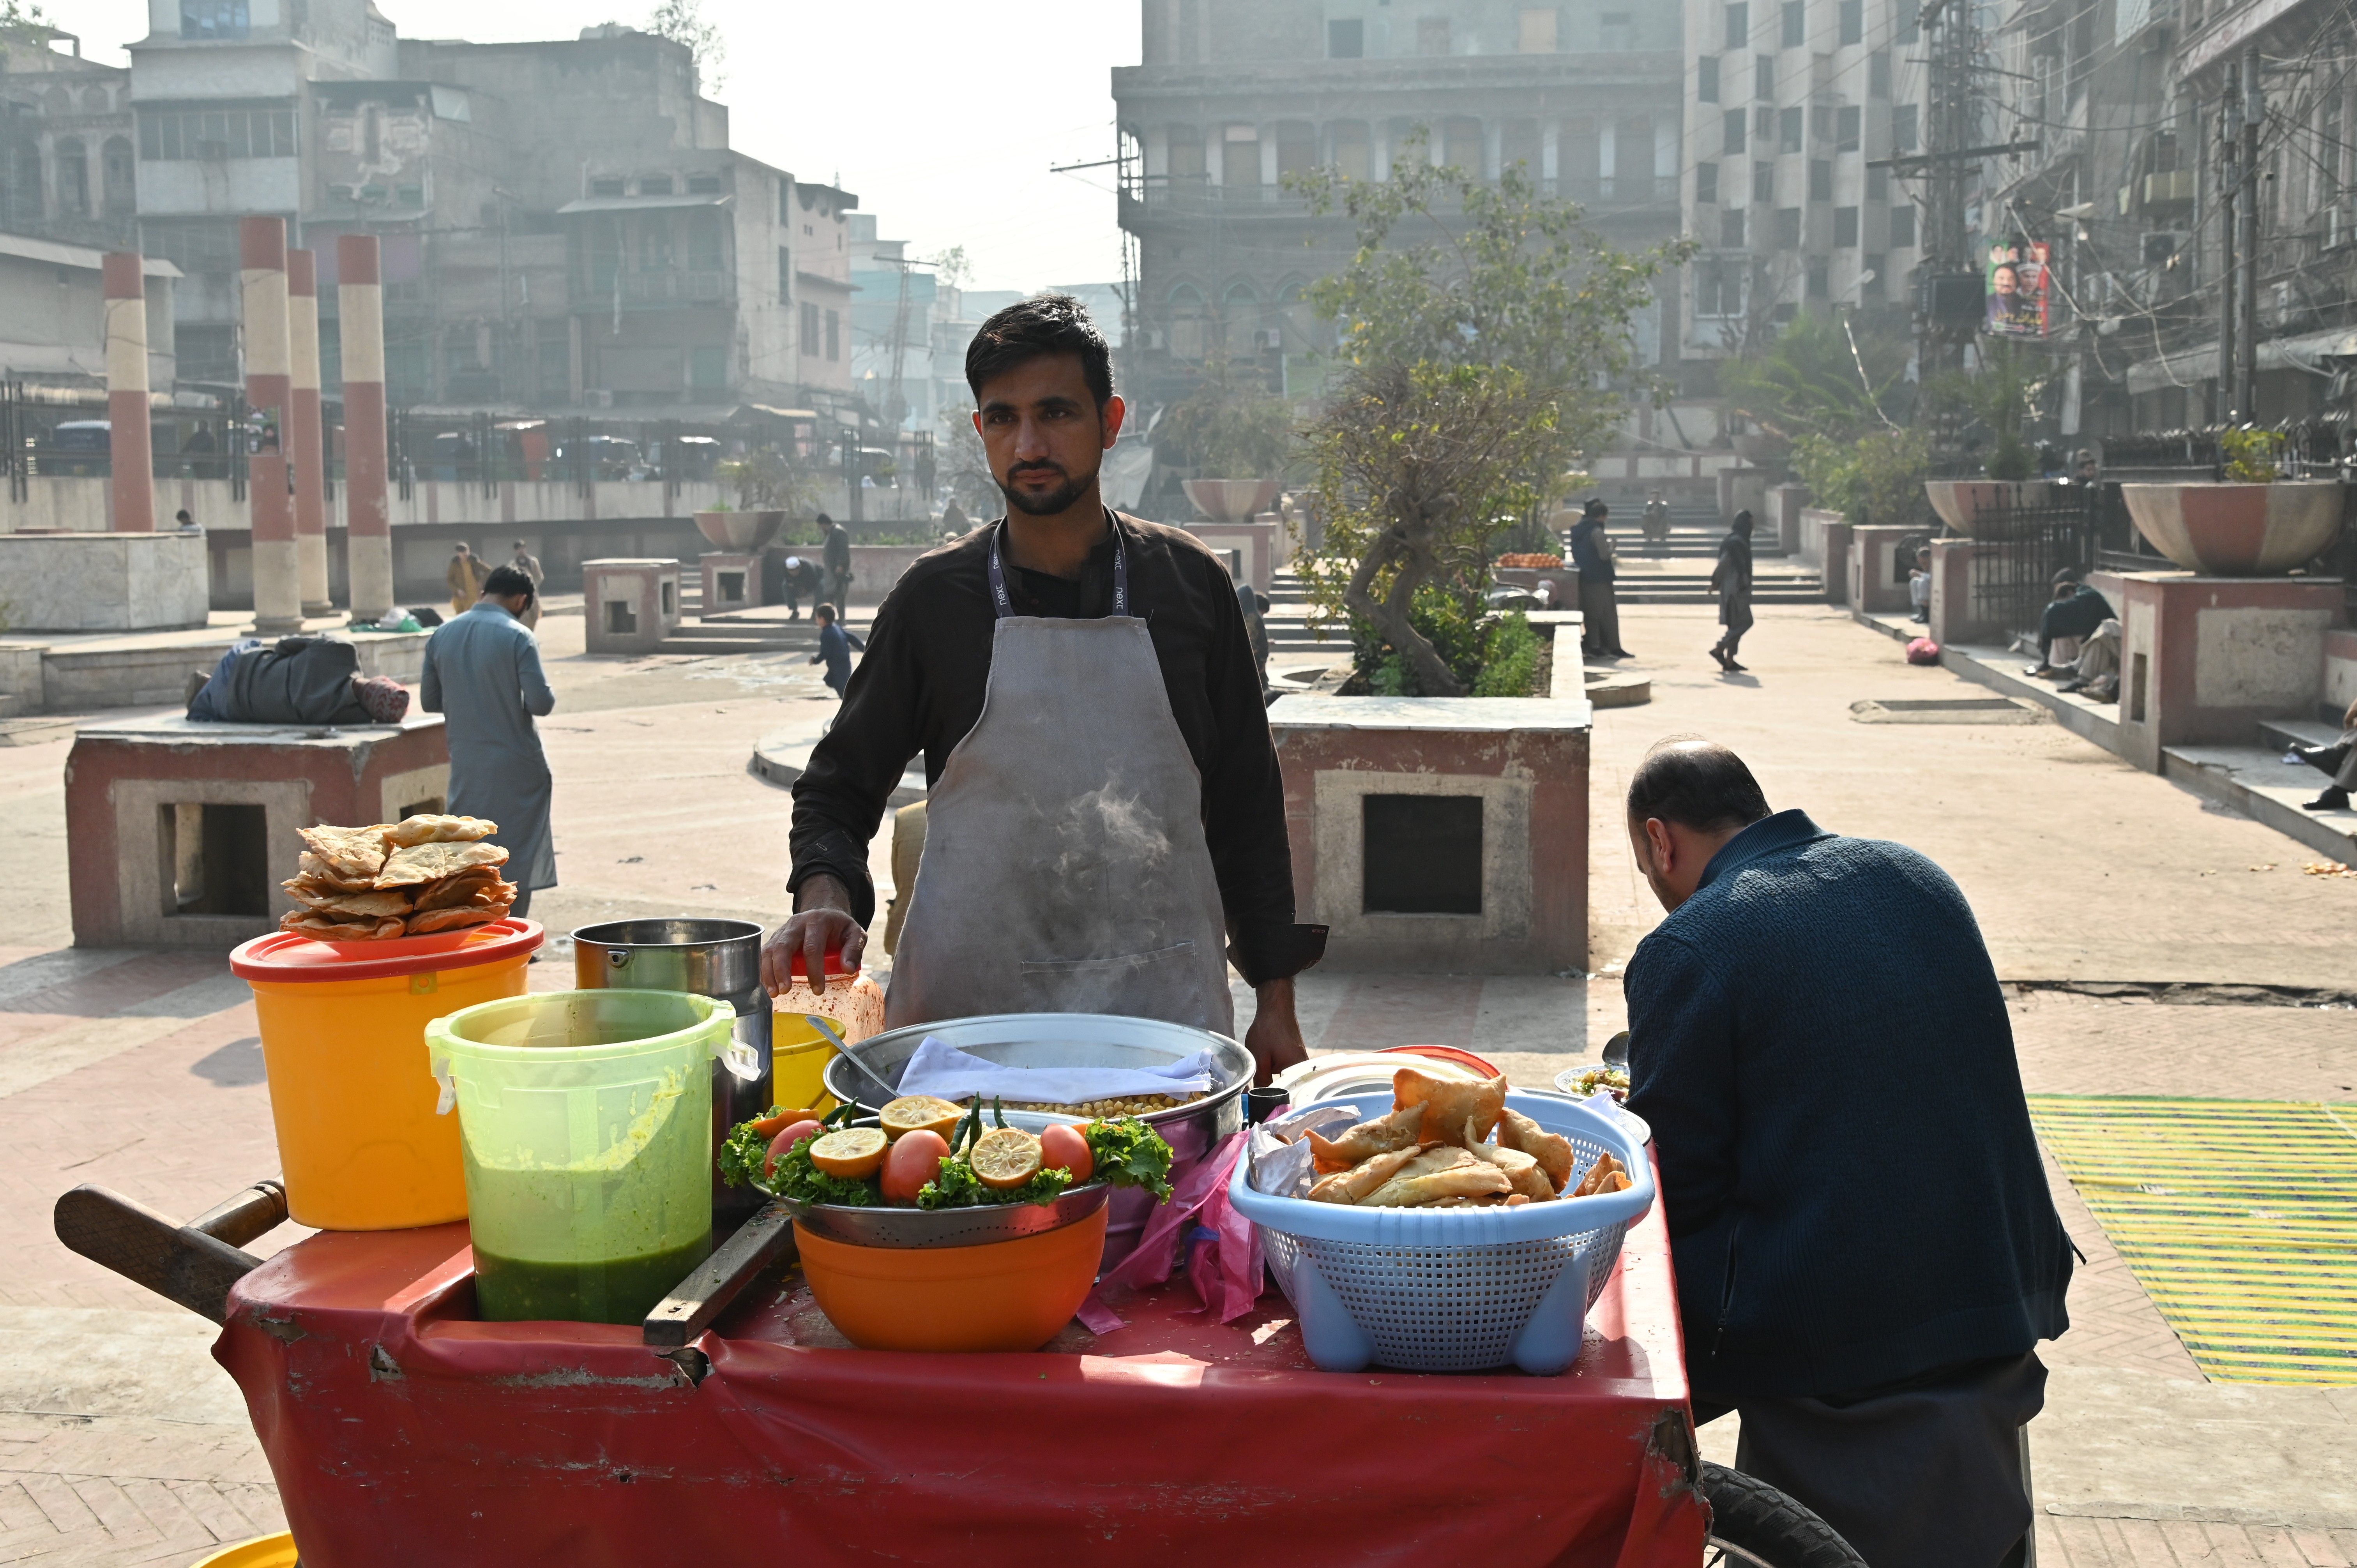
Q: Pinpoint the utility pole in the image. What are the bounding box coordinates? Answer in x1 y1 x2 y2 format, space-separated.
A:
2238 47 2263 420
1917 0 1980 382
2218 62 2239 423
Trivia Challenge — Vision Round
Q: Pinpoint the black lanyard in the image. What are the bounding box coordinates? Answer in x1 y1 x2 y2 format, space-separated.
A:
987 514 1128 622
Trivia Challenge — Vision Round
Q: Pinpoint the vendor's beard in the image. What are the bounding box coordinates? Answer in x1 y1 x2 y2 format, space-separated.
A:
997 459 1099 517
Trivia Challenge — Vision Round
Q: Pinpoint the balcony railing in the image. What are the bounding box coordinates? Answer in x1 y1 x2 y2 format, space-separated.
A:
574 268 733 308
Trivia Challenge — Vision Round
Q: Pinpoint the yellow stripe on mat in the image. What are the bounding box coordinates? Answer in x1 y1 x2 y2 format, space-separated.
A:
2027 1097 2357 1384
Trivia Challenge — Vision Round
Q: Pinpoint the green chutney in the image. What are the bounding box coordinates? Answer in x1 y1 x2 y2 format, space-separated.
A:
473 1232 712 1325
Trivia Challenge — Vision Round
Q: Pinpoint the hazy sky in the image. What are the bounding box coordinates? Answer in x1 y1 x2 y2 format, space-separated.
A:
43 0 1137 292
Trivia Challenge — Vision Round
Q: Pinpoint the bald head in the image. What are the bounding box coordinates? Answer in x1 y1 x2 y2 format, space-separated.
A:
1625 740 1772 912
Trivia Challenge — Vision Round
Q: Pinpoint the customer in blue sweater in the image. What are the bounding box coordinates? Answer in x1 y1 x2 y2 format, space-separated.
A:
809 602 865 701
1623 739 2074 1568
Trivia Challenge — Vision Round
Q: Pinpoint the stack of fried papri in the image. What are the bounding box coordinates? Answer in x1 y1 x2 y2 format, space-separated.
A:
1305 1068 1633 1208
280 815 516 940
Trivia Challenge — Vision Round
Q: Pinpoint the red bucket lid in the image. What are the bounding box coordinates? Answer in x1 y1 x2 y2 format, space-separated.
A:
785 939 858 984
230 918 544 982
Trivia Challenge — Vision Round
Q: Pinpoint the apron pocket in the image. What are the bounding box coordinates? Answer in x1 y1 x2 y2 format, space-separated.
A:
1018 942 1202 1021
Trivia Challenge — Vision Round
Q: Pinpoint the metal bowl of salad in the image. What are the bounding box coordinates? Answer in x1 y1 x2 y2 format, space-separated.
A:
722 1105 1175 1252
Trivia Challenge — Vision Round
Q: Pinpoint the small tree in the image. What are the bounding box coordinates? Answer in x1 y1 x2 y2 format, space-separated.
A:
718 445 822 516
1289 128 1691 695
1929 339 2048 480
938 405 1000 518
645 0 724 90
1154 356 1295 479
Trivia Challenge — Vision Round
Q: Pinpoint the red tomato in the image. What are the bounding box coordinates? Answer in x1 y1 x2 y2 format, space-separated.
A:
1040 1123 1094 1184
880 1129 951 1204
763 1120 823 1177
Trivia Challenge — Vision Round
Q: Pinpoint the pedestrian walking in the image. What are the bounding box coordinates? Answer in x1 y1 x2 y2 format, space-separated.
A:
1709 510 1756 672
420 564 557 919
820 513 854 613
1567 500 1630 659
1641 489 1673 557
1622 739 2073 1568
508 540 544 629
445 542 485 619
808 602 864 703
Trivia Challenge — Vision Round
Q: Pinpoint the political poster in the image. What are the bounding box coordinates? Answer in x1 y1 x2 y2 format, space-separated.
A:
1984 238 2050 337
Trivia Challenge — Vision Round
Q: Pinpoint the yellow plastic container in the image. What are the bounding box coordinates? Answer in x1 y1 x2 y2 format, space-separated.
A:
191 1534 297 1568
230 920 543 1230
769 965 886 1113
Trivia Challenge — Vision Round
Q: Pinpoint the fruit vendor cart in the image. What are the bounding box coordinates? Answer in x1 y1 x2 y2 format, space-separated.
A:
52 1168 1801 1567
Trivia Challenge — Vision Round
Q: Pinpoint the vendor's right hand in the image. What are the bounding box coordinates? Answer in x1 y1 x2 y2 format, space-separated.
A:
762 874 868 996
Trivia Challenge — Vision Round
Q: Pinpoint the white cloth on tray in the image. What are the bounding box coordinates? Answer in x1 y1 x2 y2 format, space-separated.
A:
894 1036 1221 1104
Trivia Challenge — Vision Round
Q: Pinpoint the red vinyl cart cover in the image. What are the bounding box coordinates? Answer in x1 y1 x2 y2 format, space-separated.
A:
217 1179 1707 1565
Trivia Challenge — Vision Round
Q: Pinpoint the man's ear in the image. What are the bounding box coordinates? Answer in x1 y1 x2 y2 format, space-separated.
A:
1100 394 1127 450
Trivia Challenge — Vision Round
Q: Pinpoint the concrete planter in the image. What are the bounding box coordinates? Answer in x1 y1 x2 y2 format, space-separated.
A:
693 510 786 551
1922 479 2052 535
1182 479 1282 522
2119 481 2346 576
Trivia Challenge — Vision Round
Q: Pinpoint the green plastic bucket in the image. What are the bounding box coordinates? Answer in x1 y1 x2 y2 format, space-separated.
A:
427 989 752 1324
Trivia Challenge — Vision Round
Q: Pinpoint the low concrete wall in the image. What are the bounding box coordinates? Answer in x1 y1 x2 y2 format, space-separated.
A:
1794 507 1845 569
1764 484 1809 551
0 643 41 716
0 531 210 632
2116 572 2347 773
1848 526 1916 615
845 544 938 609
40 630 427 714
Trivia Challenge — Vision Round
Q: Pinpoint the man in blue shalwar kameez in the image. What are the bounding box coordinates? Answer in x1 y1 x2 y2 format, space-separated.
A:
421 565 557 918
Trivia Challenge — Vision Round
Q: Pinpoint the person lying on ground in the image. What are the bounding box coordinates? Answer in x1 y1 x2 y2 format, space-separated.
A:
187 636 409 726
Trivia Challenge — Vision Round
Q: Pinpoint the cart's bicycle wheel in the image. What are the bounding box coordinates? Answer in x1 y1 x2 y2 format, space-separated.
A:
1701 1462 1866 1568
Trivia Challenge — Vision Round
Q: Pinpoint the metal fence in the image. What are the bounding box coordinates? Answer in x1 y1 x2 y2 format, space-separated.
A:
1968 501 2097 641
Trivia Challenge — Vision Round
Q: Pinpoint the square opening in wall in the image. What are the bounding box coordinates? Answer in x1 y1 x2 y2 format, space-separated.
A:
1362 794 1483 915
163 802 270 916
717 570 746 602
661 579 677 617
605 599 638 635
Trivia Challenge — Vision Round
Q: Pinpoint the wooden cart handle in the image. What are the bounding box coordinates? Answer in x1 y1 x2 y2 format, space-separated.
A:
53 1180 288 1324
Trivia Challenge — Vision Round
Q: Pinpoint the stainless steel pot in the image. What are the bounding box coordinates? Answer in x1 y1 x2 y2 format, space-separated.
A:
572 918 771 1227
820 1012 1253 1268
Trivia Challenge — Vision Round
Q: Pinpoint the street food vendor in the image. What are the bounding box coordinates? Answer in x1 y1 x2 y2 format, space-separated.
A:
1620 739 2073 1568
762 295 1324 1080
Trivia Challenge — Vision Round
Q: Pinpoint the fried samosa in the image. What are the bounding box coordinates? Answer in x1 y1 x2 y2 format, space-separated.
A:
1394 1068 1508 1147
1495 1106 1576 1195
1466 1121 1559 1202
1306 1102 1426 1171
1307 1145 1422 1204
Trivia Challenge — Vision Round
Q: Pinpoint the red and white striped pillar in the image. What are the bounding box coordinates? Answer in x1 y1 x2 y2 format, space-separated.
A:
241 216 301 632
102 253 154 533
286 247 330 615
337 234 392 622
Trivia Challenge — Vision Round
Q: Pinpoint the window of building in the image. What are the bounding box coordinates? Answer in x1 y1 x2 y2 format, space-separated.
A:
687 173 722 194
1696 258 1745 316
1775 206 1801 248
1443 117 1482 173
1223 125 1260 187
1726 2 1749 48
1756 55 1776 99
1897 5 1919 42
801 301 820 353
691 345 727 390
1329 18 1364 57
1781 106 1803 150
1756 105 1776 139
1782 1 1806 47
778 247 791 301
1839 0 1862 43
1834 205 1859 245
1699 54 1719 102
1600 12 1633 49
1870 49 1890 97
1724 108 1747 155
1889 205 1916 245
1892 104 1918 152
138 109 297 161
1417 16 1452 53
1721 207 1747 247
592 175 627 197
1806 257 1829 297
1837 105 1861 151
640 175 674 196
1809 158 1831 200
1754 161 1774 201
1277 121 1316 178
1697 161 1719 203
55 139 87 217
1502 118 1540 175
101 136 134 215
1167 125 1205 182
180 0 248 39
1519 8 1559 51
825 308 840 361
1331 121 1371 180
686 209 723 269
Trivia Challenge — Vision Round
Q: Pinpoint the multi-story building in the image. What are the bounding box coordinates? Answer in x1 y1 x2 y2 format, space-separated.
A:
1113 0 1687 416
0 23 139 251
1676 0 1930 374
124 2 856 413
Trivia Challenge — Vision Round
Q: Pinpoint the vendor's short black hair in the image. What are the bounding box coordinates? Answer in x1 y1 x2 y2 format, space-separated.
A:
1626 739 1772 833
482 565 535 601
966 294 1113 408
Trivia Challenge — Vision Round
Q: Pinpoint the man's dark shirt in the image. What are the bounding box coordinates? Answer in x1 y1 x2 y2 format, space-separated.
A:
788 513 1322 985
823 525 853 578
2039 584 2113 653
1625 809 2072 1401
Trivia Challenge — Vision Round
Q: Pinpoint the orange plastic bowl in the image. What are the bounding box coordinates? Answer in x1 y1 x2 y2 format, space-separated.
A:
793 1208 1109 1353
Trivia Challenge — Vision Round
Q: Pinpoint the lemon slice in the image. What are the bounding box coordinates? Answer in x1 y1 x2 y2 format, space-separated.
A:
969 1128 1043 1190
879 1095 963 1141
807 1127 888 1180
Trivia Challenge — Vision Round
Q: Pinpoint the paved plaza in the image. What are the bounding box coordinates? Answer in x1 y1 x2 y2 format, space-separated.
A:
0 601 2352 1563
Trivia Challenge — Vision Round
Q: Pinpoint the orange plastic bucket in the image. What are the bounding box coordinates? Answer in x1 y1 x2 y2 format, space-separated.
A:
230 920 542 1230
793 1207 1109 1353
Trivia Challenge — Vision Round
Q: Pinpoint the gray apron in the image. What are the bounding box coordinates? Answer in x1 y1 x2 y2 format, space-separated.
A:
884 524 1235 1035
